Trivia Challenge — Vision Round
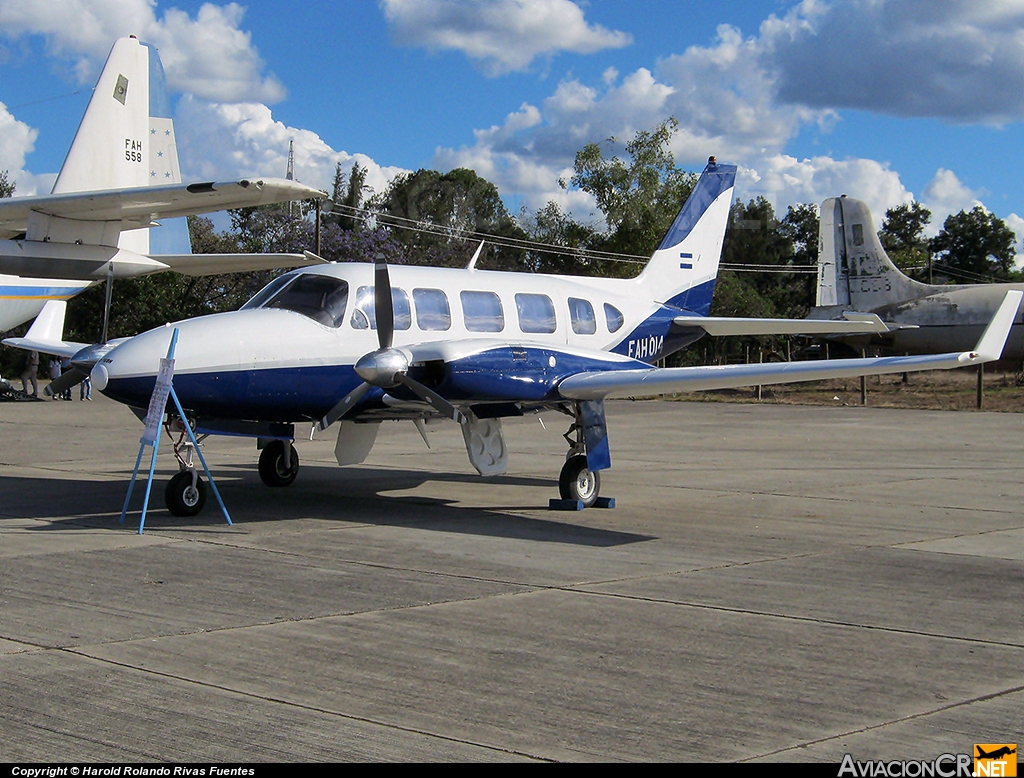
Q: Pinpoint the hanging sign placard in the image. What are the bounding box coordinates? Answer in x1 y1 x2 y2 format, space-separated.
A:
141 356 174 444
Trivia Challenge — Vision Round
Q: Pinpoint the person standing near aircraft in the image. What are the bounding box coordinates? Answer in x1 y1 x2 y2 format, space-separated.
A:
19 350 38 397
60 357 73 400
48 357 61 399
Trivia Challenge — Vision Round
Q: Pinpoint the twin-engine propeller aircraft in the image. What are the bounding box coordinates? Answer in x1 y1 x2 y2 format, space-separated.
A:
25 161 1019 514
0 35 324 334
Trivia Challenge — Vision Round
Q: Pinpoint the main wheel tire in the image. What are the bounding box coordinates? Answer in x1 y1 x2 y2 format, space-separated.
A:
558 454 600 508
258 440 299 487
165 471 207 517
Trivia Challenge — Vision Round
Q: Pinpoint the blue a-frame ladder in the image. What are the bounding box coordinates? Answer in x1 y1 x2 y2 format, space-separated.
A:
119 328 232 533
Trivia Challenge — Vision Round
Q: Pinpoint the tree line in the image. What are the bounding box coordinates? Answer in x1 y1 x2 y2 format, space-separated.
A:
0 119 1019 365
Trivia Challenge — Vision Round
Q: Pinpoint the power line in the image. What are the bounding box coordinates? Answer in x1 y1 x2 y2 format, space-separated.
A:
323 201 821 274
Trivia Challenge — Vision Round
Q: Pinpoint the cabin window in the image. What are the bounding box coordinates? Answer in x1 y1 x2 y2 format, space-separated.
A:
568 297 597 335
461 290 504 332
852 224 864 246
242 274 349 329
350 285 412 330
515 293 557 334
604 303 624 333
413 288 451 331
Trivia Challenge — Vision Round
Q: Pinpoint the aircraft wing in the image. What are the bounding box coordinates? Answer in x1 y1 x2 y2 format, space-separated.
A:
673 313 891 336
560 291 1021 401
150 250 329 277
0 178 324 235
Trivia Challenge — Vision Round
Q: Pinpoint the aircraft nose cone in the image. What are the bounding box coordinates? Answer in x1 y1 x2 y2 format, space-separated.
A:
354 348 408 387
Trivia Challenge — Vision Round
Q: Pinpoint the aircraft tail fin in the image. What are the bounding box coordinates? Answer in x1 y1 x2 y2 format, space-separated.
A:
636 159 736 316
1 299 88 358
816 196 931 311
51 36 183 255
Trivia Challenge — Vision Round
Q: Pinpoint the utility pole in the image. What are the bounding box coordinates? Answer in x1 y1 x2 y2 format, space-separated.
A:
285 139 295 217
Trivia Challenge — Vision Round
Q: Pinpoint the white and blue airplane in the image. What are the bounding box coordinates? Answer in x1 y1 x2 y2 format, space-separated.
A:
39 158 1014 516
0 36 324 334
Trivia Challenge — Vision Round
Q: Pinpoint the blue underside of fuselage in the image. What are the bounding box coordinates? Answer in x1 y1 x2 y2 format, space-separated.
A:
103 347 651 422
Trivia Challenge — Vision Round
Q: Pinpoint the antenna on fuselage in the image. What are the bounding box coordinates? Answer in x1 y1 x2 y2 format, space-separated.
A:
466 240 485 271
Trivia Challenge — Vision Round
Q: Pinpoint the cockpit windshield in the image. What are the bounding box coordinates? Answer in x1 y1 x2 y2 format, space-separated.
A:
241 274 349 328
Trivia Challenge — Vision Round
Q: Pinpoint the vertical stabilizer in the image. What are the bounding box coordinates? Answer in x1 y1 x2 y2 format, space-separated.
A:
816 196 931 312
637 160 736 316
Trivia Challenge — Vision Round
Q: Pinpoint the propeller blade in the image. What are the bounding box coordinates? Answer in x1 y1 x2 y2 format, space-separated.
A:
394 373 466 424
318 381 372 431
44 368 88 397
374 256 394 350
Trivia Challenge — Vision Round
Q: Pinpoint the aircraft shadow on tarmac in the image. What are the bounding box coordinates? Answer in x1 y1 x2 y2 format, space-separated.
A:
1 465 655 547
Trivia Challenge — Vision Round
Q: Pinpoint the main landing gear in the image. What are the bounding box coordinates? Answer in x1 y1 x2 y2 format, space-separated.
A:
559 454 600 508
551 403 612 510
258 439 299 487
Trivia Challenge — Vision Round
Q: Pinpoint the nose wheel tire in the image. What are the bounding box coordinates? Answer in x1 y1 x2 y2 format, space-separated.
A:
559 454 600 508
166 471 207 517
259 440 299 487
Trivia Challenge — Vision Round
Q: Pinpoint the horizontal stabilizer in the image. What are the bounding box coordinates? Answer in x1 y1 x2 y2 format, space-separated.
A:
1 300 87 357
0 179 324 238
559 292 1020 401
153 252 329 277
673 313 891 336
973 290 1022 361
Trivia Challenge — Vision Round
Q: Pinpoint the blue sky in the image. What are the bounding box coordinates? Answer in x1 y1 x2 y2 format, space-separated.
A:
1 0 1023 254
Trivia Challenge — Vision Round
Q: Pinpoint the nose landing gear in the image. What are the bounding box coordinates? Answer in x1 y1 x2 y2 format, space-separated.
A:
164 427 208 517
166 470 206 516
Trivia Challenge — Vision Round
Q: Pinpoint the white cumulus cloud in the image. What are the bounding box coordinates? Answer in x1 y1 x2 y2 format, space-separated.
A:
920 169 985 227
380 0 632 76
0 0 285 103
174 96 408 197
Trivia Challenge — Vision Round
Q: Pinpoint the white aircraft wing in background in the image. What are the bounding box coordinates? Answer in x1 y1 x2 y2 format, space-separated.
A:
672 313 894 337
0 179 322 238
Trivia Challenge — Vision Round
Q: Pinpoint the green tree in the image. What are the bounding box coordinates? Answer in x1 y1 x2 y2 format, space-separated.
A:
372 167 527 269
329 161 369 231
518 200 600 275
0 170 14 198
879 201 931 275
566 117 697 273
716 197 811 319
930 206 1017 281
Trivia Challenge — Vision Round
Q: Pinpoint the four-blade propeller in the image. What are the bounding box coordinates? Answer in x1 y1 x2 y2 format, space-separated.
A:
318 258 465 430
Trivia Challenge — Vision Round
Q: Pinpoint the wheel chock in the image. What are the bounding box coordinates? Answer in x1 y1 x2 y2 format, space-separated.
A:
594 497 615 509
549 498 584 511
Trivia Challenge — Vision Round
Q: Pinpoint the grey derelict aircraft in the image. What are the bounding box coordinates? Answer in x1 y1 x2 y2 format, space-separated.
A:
12 160 1017 516
0 36 324 334
809 195 1024 361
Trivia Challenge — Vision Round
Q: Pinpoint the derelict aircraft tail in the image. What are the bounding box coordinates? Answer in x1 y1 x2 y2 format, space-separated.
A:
816 195 936 312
